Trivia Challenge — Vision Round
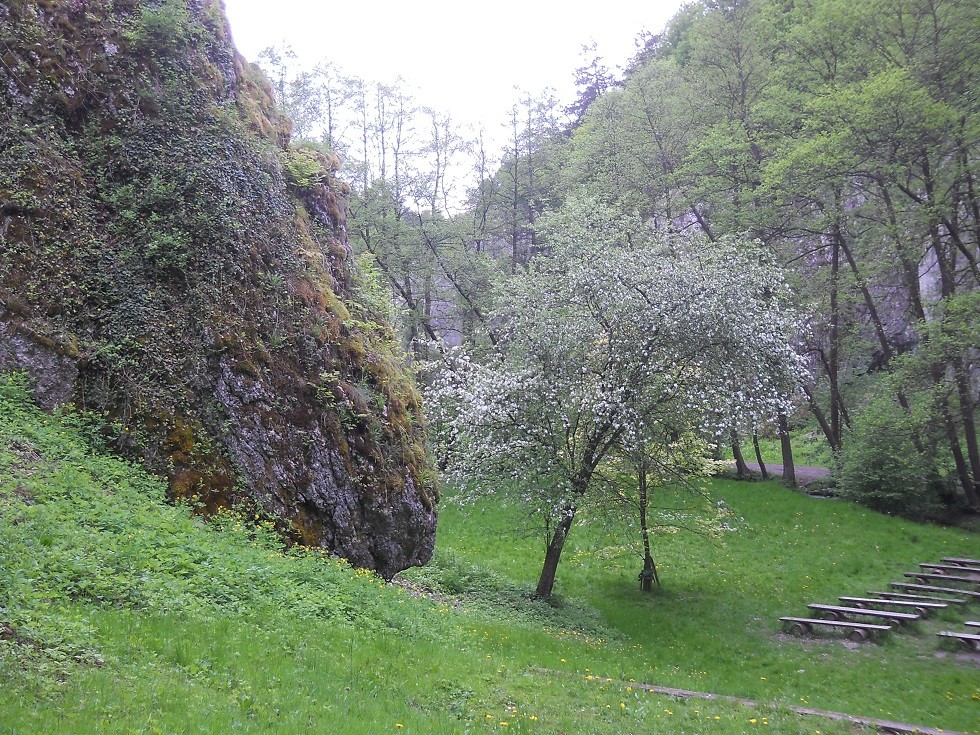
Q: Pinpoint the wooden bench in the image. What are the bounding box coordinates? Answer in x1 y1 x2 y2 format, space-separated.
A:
780 616 890 642
871 590 967 605
807 604 919 625
965 621 980 628
890 582 980 599
920 562 980 575
942 557 980 566
905 571 980 587
839 596 946 616
936 631 980 651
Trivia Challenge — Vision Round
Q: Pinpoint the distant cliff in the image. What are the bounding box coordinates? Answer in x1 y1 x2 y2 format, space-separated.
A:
0 0 436 578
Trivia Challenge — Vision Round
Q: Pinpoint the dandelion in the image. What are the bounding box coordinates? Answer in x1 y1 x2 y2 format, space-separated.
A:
749 718 757 724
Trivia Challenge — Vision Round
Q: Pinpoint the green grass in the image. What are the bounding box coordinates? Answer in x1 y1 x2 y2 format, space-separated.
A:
1 372 977 734
728 429 834 468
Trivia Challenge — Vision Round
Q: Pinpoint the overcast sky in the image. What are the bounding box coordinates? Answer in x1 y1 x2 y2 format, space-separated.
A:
222 0 684 136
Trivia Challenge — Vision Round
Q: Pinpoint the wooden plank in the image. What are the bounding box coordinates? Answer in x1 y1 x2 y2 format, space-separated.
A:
936 631 980 651
872 590 967 604
920 562 980 575
942 556 980 566
779 616 891 631
807 604 919 623
890 582 980 598
905 571 980 586
780 616 890 642
965 620 980 627
839 596 945 615
542 668 971 735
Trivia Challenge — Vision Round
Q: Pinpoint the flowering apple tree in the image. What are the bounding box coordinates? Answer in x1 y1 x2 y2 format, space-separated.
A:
427 195 806 598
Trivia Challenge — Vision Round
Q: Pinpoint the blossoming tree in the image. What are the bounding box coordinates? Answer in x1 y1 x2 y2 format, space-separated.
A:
427 195 806 598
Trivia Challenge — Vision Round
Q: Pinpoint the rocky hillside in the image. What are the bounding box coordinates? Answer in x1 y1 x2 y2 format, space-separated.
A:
0 0 436 578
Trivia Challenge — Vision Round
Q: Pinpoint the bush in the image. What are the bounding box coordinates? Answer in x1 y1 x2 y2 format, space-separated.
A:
836 395 946 518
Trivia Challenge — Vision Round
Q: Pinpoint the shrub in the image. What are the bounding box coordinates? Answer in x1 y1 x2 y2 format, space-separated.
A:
836 394 946 518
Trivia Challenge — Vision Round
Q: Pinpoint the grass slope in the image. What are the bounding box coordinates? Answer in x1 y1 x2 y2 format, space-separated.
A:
0 373 977 734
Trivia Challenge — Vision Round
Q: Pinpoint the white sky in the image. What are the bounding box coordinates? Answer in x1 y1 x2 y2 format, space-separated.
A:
222 0 684 137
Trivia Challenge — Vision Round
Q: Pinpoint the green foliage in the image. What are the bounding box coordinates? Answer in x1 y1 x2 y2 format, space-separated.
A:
127 0 201 55
563 0 980 514
836 393 945 517
353 252 396 325
0 0 434 540
1 380 976 733
0 375 407 636
404 549 613 638
282 146 324 188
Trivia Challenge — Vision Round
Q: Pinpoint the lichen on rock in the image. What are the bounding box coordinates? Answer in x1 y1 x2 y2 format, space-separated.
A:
0 0 436 578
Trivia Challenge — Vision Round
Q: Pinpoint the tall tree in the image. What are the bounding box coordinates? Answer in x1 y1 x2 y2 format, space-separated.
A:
429 196 804 598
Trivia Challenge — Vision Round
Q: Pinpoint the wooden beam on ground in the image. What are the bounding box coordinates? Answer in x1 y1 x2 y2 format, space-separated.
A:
890 582 980 599
919 563 980 576
533 668 971 735
839 597 945 616
780 616 890 641
942 557 980 566
905 572 980 588
871 590 967 605
937 631 980 651
807 604 919 624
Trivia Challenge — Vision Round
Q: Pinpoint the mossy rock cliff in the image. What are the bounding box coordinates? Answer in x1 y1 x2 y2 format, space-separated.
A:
0 0 436 578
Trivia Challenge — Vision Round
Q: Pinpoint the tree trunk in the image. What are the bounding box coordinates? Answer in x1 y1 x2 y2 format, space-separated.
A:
731 428 750 479
828 230 842 449
944 410 978 508
778 412 797 488
801 383 839 453
952 357 980 505
535 507 576 599
752 430 769 481
637 464 659 592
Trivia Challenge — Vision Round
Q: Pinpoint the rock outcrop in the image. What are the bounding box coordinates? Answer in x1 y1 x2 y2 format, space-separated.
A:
0 0 436 578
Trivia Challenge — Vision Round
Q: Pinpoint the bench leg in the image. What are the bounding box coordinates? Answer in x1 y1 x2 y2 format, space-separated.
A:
787 621 810 636
849 628 870 643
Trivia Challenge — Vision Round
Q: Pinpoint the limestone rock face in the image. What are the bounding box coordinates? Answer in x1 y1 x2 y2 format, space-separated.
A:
0 0 436 578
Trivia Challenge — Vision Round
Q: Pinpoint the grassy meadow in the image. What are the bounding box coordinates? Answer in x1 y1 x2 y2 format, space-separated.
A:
0 374 977 734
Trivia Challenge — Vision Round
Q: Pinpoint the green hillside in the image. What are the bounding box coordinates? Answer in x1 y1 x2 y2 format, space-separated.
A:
1 372 977 734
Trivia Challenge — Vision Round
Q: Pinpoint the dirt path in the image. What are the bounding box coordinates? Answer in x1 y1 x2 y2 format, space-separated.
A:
738 463 830 486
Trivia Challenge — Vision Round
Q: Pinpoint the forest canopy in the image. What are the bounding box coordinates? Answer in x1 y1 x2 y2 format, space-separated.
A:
263 0 979 533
